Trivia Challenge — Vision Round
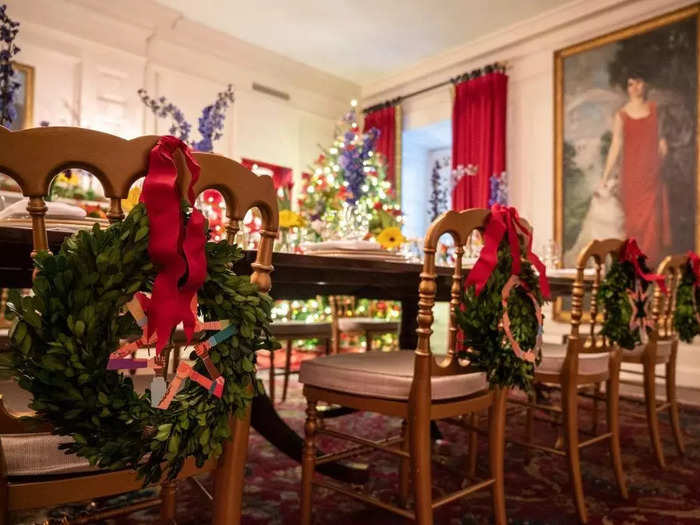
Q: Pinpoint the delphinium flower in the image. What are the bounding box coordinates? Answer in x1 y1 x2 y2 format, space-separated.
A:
428 159 449 221
192 85 235 152
138 89 192 144
488 171 508 206
0 3 21 128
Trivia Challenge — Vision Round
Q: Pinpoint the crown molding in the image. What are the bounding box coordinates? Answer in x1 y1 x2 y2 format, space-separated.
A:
361 0 694 102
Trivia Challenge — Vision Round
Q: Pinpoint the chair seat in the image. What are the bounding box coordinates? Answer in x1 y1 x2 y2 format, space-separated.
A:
621 340 672 363
299 351 487 401
337 317 399 333
270 321 333 338
1 433 96 477
0 375 153 478
536 343 609 377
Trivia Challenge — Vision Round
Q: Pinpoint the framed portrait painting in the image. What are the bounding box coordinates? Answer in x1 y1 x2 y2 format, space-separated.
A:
7 62 34 130
554 5 699 320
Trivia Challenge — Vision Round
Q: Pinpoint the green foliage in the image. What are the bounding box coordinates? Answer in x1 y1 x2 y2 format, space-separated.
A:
674 262 700 343
6 203 276 484
597 260 640 349
456 240 544 392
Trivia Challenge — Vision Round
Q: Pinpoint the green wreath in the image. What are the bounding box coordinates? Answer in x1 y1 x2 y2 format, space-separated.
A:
597 259 648 349
7 203 275 484
673 262 699 343
456 239 545 392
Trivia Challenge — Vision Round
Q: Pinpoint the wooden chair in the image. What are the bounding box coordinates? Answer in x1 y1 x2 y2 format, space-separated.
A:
267 319 333 403
0 126 278 524
617 254 685 467
299 208 507 525
330 295 400 353
514 239 628 523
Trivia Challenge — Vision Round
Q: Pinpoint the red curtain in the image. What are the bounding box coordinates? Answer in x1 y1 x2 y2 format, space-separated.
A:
451 71 507 210
241 158 293 197
364 106 397 187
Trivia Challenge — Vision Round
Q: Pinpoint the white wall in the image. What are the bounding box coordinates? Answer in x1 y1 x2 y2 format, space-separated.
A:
362 0 700 391
4 0 359 193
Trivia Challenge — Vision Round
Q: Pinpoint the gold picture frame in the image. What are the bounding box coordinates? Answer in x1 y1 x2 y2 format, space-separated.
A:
8 62 34 130
553 4 700 322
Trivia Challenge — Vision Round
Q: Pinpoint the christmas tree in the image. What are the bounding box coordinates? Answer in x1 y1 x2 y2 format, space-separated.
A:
299 101 402 240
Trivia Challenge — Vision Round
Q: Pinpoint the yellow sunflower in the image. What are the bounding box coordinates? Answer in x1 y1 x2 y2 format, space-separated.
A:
377 227 405 250
279 209 304 228
121 185 141 213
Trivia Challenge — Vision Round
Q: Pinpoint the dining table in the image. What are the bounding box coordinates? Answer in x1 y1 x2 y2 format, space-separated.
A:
0 224 579 484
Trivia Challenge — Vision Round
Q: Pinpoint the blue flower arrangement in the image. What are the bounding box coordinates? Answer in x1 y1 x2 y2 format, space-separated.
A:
138 84 235 152
488 171 508 206
0 3 20 127
337 108 378 204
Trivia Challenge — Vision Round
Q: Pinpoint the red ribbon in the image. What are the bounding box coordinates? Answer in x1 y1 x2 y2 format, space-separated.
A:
620 238 667 295
687 251 700 288
139 136 208 354
465 204 550 299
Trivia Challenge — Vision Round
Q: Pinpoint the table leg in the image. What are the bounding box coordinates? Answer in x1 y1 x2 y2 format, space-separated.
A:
250 393 369 484
399 296 418 350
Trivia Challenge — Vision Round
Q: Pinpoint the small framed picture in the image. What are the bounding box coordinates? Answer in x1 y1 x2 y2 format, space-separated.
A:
7 62 34 130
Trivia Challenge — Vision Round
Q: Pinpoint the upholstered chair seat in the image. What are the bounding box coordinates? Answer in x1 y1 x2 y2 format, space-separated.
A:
621 340 672 364
537 343 610 377
266 320 334 403
336 317 399 334
300 351 487 401
0 434 95 477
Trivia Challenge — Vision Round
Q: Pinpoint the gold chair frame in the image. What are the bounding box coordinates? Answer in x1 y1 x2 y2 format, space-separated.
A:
0 126 278 524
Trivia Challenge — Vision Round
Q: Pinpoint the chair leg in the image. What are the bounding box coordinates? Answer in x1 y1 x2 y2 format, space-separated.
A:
489 389 507 525
364 331 372 352
666 344 685 456
562 379 587 523
160 480 176 523
398 419 410 508
410 415 433 525
467 412 478 478
607 348 628 500
268 348 275 404
300 399 319 525
643 353 666 468
282 339 293 403
591 382 602 435
324 337 331 356
213 407 251 525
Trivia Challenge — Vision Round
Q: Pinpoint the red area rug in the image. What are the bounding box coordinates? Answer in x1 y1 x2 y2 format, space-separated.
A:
19 375 700 524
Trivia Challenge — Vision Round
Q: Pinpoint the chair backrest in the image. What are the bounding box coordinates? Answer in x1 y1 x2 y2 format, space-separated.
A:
0 126 278 293
414 208 533 385
329 296 357 319
567 238 624 356
653 253 687 340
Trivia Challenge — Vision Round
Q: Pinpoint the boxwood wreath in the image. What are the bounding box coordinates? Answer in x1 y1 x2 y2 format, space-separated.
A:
456 239 545 393
673 261 700 343
7 203 276 484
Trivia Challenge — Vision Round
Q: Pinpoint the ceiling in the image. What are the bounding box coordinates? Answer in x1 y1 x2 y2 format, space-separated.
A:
156 0 566 85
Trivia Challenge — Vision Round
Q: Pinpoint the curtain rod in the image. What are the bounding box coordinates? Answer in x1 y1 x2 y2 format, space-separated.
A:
362 61 506 115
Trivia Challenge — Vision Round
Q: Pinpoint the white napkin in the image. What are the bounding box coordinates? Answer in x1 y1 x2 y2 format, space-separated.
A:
0 198 87 220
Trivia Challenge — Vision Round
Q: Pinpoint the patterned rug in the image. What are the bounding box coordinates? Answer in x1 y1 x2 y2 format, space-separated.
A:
15 374 700 525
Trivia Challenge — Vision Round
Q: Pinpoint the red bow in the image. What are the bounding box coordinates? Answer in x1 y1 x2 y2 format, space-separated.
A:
620 238 667 295
465 204 550 299
687 251 700 288
139 136 208 354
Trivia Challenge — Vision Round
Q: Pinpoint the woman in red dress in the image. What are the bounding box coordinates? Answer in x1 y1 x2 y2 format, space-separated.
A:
601 73 670 263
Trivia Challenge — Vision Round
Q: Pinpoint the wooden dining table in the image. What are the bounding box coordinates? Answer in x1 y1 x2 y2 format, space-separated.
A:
0 225 577 484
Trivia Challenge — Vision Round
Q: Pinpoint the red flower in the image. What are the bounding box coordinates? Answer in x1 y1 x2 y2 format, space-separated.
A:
302 172 311 180
390 209 402 216
317 154 325 163
373 201 383 210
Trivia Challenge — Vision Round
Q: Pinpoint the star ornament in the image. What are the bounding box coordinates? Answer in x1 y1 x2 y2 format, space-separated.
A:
107 293 233 409
627 280 653 344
